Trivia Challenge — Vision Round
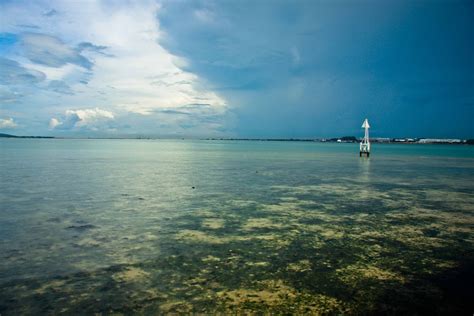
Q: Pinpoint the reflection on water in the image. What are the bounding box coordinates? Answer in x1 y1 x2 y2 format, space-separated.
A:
358 155 370 179
0 140 473 314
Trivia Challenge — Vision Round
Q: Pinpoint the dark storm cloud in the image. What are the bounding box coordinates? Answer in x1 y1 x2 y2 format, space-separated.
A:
157 0 474 138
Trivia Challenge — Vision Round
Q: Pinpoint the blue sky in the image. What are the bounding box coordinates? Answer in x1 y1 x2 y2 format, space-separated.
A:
0 0 473 138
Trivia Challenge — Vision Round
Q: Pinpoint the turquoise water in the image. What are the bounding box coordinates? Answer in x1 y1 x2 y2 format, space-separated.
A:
0 139 473 314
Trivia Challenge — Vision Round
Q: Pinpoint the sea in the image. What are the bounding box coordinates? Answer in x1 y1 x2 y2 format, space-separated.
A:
0 139 473 314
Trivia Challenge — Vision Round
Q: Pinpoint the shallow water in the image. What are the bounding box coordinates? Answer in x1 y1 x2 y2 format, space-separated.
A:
0 139 473 314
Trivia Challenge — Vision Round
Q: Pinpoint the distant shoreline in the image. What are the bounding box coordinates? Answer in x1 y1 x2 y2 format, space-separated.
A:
0 133 54 139
1 133 473 144
203 138 474 145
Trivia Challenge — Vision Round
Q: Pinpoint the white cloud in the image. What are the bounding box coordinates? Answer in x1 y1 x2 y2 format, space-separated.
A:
0 118 18 129
48 117 61 129
68 108 114 123
51 107 114 130
68 2 226 115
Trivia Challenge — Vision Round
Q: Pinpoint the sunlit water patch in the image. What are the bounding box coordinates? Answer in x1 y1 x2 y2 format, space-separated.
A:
0 140 473 314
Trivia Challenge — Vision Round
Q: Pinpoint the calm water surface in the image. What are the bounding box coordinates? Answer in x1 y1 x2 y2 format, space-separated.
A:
0 139 473 314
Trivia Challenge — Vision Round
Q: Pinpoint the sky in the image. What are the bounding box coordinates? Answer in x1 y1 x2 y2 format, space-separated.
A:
0 0 473 138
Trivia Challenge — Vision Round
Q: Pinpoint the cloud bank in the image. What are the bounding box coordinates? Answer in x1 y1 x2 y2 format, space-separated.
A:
0 0 229 136
50 108 114 131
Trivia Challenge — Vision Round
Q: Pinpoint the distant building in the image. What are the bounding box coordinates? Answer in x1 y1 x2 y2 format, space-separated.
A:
371 138 391 143
418 139 462 144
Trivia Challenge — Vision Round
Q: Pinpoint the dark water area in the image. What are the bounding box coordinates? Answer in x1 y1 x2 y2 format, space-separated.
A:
0 139 473 314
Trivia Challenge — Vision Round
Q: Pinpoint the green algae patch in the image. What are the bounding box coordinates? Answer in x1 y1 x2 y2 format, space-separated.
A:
202 255 221 263
245 261 270 267
113 267 150 283
337 264 405 284
173 228 289 248
215 279 351 315
202 218 225 229
241 217 285 231
34 280 67 295
75 237 101 247
287 259 312 272
175 230 226 244
159 301 193 313
216 280 297 306
228 199 260 208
